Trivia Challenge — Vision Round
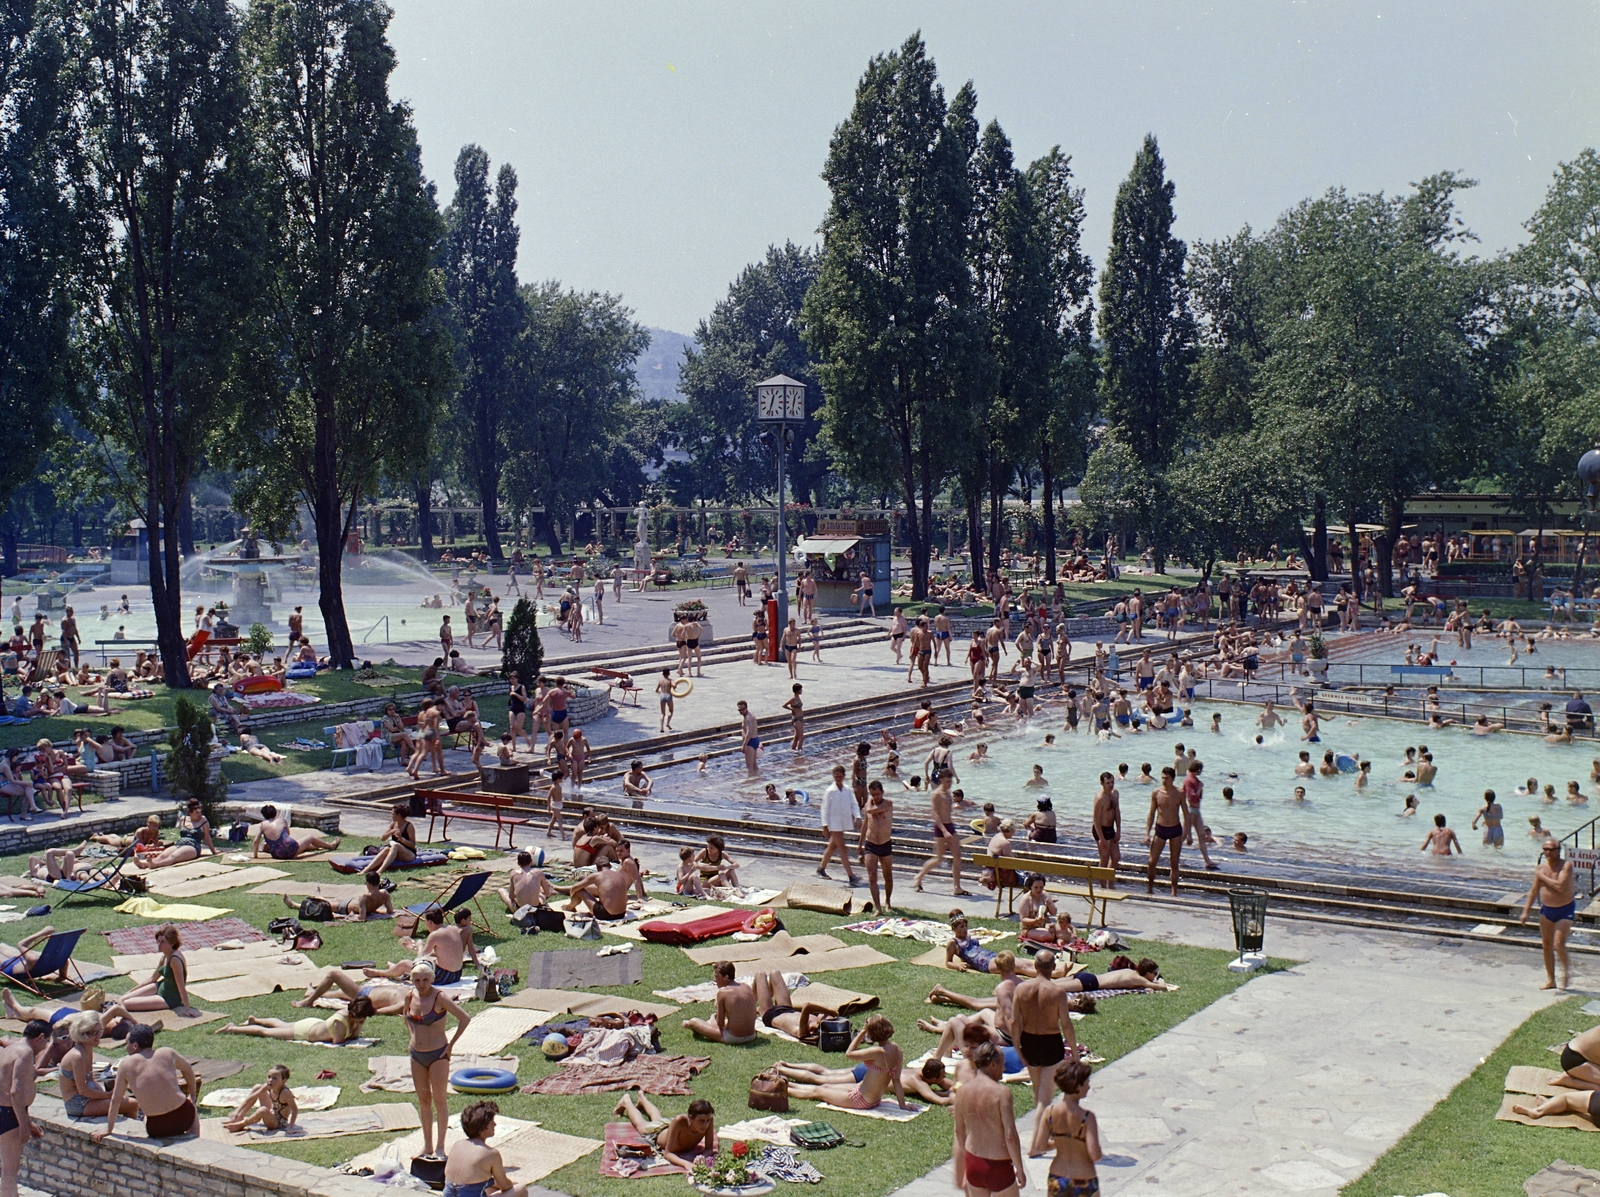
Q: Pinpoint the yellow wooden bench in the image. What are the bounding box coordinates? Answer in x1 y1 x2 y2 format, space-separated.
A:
972 853 1126 928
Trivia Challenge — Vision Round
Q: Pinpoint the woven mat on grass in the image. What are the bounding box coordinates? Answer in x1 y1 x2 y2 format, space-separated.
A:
199 1101 419 1144
113 940 288 981
682 932 845 966
1508 1066 1572 1097
352 1113 601 1185
199 1084 340 1111
104 918 264 955
188 963 320 1003
497 987 679 1019
147 866 290 899
247 880 369 900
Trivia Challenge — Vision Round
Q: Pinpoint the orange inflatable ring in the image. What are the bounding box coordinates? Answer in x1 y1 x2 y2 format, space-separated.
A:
234 675 284 694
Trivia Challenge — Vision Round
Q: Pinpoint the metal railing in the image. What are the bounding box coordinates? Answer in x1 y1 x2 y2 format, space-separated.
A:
1558 814 1600 897
1256 660 1600 692
361 616 389 645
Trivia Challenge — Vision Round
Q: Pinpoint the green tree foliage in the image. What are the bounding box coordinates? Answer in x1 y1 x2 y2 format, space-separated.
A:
500 597 542 682
1097 135 1194 569
443 144 523 561
1519 148 1600 335
0 0 76 576
168 695 227 823
1073 439 1150 552
72 0 258 686
805 34 980 600
501 283 650 555
1165 432 1307 576
670 243 822 506
239 0 454 668
1256 175 1491 592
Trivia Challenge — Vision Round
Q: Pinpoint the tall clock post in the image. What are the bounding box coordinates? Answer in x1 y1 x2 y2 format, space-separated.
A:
754 374 806 640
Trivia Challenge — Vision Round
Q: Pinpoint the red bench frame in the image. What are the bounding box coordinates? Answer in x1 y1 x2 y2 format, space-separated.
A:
416 788 529 849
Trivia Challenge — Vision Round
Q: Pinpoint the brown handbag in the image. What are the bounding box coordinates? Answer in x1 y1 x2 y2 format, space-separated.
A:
748 1067 789 1113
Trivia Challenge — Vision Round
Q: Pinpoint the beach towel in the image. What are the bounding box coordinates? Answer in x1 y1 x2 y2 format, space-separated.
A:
349 1113 600 1185
104 918 264 956
329 850 450 875
113 897 232 920
518 1054 709 1097
199 1102 418 1144
199 1085 341 1112
146 866 290 899
601 1121 714 1179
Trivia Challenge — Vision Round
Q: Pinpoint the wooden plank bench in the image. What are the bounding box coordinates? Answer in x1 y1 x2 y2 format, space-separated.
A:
972 853 1125 928
416 788 529 850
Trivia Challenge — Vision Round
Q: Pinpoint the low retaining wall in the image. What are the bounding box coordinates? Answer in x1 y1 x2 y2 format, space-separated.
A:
21 1093 377 1197
0 800 339 857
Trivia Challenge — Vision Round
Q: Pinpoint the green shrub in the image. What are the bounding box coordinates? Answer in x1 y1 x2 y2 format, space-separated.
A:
168 695 227 824
247 622 274 658
502 598 543 682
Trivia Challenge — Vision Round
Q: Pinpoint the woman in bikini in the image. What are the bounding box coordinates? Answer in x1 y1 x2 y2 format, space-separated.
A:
506 672 530 752
782 1015 909 1111
59 1012 139 1121
1044 1060 1102 1196
407 960 472 1160
364 803 418 875
943 916 1041 977
217 996 374 1043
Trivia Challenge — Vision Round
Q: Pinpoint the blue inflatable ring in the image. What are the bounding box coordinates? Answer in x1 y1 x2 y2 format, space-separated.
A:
450 1067 518 1094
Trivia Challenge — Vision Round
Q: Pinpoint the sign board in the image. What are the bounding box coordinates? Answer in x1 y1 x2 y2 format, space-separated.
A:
817 518 889 538
1572 847 1600 871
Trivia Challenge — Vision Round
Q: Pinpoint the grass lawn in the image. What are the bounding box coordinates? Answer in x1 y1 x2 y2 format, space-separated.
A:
3 837 1286 1197
1342 995 1600 1197
0 666 433 755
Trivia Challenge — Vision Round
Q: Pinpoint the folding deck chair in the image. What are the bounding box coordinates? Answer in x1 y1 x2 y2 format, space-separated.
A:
405 870 493 934
0 927 88 995
49 845 138 910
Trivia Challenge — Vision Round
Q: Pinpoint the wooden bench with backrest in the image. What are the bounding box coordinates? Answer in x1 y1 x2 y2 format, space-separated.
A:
972 853 1125 928
415 788 529 849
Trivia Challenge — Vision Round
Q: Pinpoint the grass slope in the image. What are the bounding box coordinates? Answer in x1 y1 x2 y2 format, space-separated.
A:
9 838 1278 1196
1342 995 1600 1197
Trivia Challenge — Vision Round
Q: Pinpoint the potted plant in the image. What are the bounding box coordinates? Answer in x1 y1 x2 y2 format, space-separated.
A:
671 598 713 646
1306 633 1328 680
692 1143 772 1197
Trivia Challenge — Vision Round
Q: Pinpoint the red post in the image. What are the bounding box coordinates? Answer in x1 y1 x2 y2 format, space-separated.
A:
766 597 779 663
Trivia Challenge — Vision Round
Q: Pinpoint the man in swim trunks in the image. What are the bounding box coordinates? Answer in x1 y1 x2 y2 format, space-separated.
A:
1145 766 1187 896
912 775 970 897
954 1040 1026 1197
1091 772 1122 882
985 620 1007 683
1011 949 1082 1156
682 961 758 1045
736 700 761 775
858 780 895 913
1521 838 1577 990
94 1022 198 1141
561 857 632 922
751 970 839 1044
0 1018 47 1193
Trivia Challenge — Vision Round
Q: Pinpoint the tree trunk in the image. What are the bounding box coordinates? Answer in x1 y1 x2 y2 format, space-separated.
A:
71 512 82 550
532 509 562 558
913 440 933 601
1529 514 1545 602
1379 497 1405 599
964 485 983 588
178 486 194 557
313 396 355 670
416 481 434 563
987 470 1004 578
1310 493 1328 583
1040 436 1057 584
477 456 503 560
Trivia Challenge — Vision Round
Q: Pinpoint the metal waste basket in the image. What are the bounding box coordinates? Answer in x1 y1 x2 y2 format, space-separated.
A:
1228 888 1269 957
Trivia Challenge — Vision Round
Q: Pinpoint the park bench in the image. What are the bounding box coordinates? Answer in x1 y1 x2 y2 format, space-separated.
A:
972 853 1125 928
586 667 639 705
415 788 528 849
325 714 422 768
94 637 158 663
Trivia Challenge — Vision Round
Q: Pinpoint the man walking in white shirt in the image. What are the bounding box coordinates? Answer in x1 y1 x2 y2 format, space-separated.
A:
817 764 860 886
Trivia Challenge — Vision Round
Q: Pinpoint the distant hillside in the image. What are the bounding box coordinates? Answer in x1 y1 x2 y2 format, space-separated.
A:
634 327 696 403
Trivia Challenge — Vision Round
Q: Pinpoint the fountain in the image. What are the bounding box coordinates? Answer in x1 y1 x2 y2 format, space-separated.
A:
205 530 299 633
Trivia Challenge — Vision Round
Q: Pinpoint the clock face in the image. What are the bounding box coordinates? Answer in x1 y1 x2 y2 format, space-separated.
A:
783 386 806 420
758 390 782 420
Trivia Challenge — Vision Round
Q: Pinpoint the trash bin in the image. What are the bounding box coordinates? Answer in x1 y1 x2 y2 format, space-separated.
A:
1228 888 1269 960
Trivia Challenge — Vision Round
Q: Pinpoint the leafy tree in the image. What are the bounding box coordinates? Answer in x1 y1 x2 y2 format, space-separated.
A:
442 144 523 561
1097 134 1194 570
168 695 227 823
0 0 76 576
240 0 454 667
72 0 258 685
671 243 823 507
805 34 980 600
500 597 542 681
1519 148 1600 335
501 282 649 555
1166 432 1306 577
1026 148 1097 582
1257 175 1491 593
1073 439 1151 552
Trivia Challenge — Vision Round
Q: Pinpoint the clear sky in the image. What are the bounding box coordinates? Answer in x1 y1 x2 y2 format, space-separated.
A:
388 1 1600 335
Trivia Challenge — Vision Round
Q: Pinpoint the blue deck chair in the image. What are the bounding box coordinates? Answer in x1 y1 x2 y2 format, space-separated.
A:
405 870 493 934
49 845 137 910
0 927 87 996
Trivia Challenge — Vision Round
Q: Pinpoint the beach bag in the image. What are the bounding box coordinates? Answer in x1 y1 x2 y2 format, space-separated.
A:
791 1121 849 1150
747 1068 788 1113
298 897 334 923
565 915 600 940
534 908 567 932
409 1155 446 1187
227 821 250 842
294 929 323 952
475 973 500 1003
817 1016 852 1053
511 905 541 935
268 917 302 944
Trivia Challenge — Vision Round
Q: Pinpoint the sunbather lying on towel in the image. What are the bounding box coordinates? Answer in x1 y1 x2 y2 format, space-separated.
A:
216 997 375 1044
279 873 393 922
776 1056 954 1106
1552 1025 1600 1089
1513 1090 1600 1126
1057 956 1175 994
291 969 410 1015
749 970 838 1046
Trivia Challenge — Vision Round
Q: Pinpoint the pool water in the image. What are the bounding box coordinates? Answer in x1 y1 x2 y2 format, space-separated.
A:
631 697 1596 889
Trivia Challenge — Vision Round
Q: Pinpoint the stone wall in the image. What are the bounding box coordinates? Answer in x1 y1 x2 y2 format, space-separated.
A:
20 1093 377 1197
0 799 339 857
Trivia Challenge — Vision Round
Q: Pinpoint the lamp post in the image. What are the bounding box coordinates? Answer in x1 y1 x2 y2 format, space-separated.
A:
755 374 806 636
1576 444 1600 595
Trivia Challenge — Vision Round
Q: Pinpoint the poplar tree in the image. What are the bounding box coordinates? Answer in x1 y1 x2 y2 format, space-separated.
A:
1098 134 1194 570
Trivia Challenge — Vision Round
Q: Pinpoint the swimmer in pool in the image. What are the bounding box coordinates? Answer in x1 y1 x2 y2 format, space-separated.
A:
1291 786 1307 803
1232 832 1248 852
1354 760 1372 789
1318 752 1339 778
1517 777 1539 796
1567 781 1589 804
1545 784 1559 804
1025 765 1049 788
1294 751 1313 778
1401 794 1419 817
1530 816 1546 838
1210 713 1222 734
1256 703 1286 731
1253 734 1264 746
1471 715 1505 735
1421 814 1461 855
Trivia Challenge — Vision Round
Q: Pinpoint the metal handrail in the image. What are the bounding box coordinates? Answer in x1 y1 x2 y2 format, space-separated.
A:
361 615 389 645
